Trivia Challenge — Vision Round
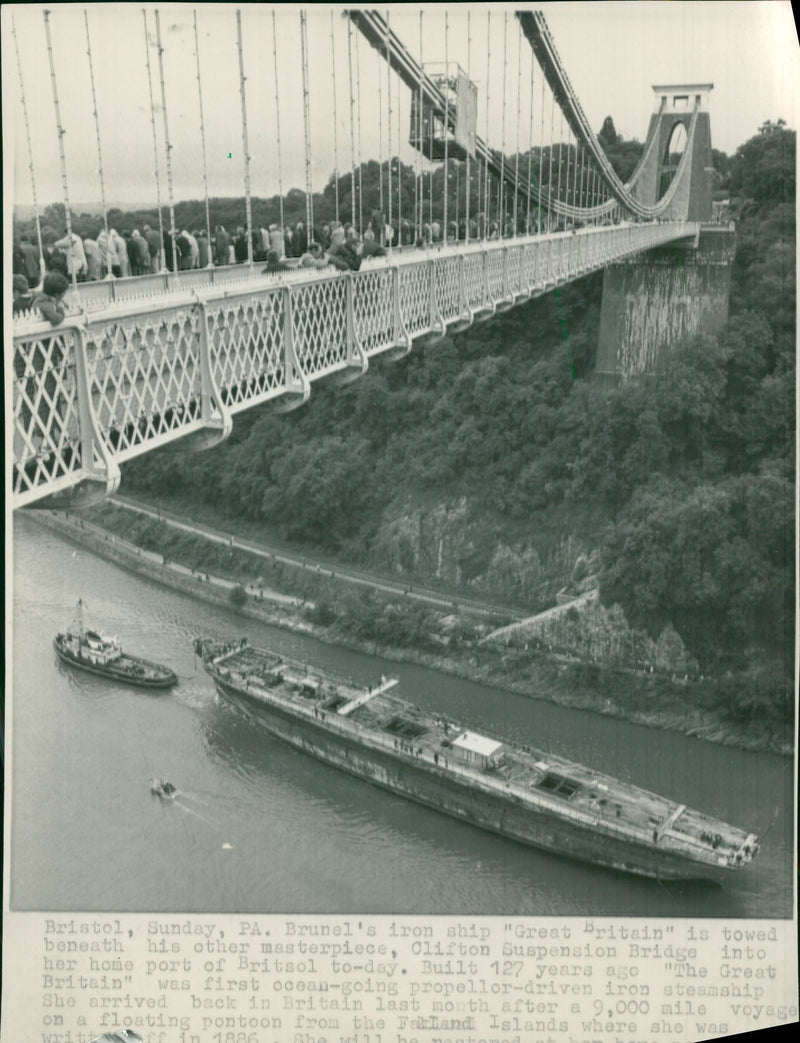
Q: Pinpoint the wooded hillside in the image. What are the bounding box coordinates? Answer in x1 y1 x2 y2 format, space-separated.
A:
117 120 794 714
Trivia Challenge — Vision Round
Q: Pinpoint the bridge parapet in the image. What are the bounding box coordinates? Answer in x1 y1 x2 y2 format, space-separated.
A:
11 223 697 510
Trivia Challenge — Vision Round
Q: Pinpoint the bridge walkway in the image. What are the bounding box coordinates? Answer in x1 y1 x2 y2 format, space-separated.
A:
12 221 697 509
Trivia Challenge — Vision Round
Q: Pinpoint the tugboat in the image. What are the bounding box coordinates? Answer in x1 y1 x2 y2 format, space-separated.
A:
54 600 177 689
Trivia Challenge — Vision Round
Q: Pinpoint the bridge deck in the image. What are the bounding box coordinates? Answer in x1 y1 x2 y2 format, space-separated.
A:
11 222 697 510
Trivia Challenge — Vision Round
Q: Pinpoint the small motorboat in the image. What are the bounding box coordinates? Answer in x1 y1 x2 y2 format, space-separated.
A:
150 778 178 800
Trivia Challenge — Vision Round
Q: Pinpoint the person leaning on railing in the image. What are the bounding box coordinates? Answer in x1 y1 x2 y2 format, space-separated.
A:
361 228 386 259
13 274 34 317
14 272 71 440
29 272 70 326
327 226 362 272
263 249 292 274
299 242 331 270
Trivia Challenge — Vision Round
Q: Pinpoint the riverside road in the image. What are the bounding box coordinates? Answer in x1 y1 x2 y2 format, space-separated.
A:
108 493 523 621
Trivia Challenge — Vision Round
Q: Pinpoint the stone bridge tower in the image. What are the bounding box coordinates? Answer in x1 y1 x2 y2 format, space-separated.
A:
632 83 716 220
596 84 735 384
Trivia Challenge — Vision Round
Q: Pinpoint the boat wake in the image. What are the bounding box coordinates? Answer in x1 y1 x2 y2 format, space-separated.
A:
173 798 216 827
151 782 221 829
175 790 210 807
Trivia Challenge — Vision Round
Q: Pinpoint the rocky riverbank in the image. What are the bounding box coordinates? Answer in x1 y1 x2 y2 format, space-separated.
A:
27 508 793 756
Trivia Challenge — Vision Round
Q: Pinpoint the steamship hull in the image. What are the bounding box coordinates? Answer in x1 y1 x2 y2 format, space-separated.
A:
200 640 758 885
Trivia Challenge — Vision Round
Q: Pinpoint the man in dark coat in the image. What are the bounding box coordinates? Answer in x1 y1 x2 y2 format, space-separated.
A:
233 226 249 263
196 230 210 268
131 230 150 275
214 225 231 266
125 232 140 276
369 210 386 247
294 222 308 256
162 230 175 272
176 231 193 270
30 271 70 325
19 236 42 287
143 224 162 272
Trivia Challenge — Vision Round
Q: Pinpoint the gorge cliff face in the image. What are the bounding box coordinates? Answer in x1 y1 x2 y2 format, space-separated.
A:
369 496 589 608
370 502 697 675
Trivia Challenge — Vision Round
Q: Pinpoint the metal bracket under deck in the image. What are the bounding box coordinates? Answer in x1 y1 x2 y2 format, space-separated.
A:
162 294 234 452
273 285 311 412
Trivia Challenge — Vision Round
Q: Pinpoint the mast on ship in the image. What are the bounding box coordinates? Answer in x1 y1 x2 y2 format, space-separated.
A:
74 598 86 640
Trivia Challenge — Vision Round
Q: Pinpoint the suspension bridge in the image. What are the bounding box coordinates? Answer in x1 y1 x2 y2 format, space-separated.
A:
9 7 731 510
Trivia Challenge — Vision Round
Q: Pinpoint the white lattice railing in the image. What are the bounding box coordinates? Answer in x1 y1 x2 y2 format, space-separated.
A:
11 221 698 509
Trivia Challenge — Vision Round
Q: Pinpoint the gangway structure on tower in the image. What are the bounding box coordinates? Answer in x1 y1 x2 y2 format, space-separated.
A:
351 9 710 224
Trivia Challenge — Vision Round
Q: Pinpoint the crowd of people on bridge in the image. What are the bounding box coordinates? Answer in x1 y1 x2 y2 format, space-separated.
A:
11 203 616 330
12 208 560 296
13 225 192 286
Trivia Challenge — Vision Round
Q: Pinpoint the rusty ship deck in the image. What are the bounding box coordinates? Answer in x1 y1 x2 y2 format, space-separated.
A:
200 640 759 883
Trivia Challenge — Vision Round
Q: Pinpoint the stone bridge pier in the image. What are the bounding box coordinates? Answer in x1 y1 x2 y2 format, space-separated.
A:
595 224 736 385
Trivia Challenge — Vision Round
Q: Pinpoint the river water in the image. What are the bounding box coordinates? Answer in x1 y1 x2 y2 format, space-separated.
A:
10 515 794 917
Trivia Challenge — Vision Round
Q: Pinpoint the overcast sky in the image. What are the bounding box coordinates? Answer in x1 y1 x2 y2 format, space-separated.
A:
3 2 798 209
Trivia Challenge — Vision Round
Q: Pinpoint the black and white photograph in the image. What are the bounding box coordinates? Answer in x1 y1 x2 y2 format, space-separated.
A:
4 2 798 1040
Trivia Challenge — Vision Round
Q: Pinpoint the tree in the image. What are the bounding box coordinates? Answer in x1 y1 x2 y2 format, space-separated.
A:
597 118 644 181
728 119 796 205
598 116 619 149
42 202 66 232
261 435 376 546
229 584 247 611
711 148 730 182
599 469 793 669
